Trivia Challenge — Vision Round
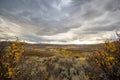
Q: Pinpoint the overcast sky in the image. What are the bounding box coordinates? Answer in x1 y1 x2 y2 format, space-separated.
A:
0 0 120 44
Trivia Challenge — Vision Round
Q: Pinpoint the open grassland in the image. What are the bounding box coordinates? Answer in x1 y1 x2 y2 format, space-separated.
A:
24 43 103 58
1 40 120 80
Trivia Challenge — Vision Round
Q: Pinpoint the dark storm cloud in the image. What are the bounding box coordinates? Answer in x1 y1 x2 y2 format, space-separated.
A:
0 0 120 44
0 0 81 35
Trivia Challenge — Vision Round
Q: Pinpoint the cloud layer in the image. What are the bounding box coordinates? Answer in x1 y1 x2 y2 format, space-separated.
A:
0 0 120 44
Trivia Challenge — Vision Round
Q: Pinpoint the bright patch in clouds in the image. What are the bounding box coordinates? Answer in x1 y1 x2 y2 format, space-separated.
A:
0 17 23 38
60 0 72 7
53 0 72 10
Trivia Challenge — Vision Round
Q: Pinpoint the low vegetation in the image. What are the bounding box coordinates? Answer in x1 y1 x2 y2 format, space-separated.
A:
86 38 120 80
0 39 24 80
13 56 89 80
0 34 120 80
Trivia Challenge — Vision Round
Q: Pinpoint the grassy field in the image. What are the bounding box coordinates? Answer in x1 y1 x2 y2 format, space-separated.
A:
24 43 103 58
1 40 120 80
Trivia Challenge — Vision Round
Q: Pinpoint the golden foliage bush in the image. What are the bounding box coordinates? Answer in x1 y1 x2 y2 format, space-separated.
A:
0 39 24 80
87 39 120 80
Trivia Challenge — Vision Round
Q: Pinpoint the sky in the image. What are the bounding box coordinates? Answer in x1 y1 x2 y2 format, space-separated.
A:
0 0 120 44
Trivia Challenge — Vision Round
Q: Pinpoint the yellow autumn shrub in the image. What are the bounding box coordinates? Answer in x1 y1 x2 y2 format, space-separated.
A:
0 39 24 79
87 39 120 80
